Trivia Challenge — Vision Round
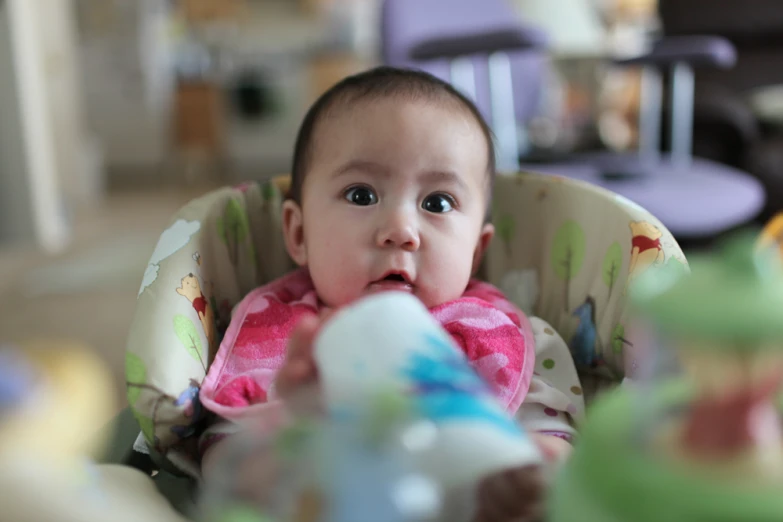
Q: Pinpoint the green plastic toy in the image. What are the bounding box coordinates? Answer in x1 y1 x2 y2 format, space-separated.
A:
549 233 783 522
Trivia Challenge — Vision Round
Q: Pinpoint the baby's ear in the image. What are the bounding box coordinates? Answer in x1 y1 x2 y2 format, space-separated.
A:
282 200 307 266
472 223 495 275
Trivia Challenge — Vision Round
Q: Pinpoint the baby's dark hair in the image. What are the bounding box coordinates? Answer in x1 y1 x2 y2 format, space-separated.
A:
289 66 496 221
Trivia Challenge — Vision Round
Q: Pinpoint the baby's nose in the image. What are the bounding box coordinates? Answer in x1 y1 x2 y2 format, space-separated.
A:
377 211 420 251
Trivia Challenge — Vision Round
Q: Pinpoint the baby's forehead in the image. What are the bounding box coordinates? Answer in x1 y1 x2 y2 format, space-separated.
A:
310 95 490 163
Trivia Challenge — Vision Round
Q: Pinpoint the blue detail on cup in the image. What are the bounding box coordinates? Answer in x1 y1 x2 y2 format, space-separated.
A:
401 332 523 437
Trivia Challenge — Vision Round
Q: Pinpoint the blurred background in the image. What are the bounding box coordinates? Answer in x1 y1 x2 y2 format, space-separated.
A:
1 0 781 416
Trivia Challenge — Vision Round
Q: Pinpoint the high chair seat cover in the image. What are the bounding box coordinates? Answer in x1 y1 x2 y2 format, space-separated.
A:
126 172 686 475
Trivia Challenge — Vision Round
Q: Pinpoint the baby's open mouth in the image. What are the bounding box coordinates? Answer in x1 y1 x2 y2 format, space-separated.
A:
368 272 414 293
383 273 407 283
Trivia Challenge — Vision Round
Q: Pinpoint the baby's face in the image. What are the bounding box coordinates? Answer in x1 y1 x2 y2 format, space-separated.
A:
284 97 493 309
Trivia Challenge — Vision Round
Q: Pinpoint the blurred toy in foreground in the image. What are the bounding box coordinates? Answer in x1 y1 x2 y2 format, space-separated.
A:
0 340 115 466
201 292 544 522
758 213 783 260
203 389 444 522
549 233 783 522
636 234 783 480
0 340 186 522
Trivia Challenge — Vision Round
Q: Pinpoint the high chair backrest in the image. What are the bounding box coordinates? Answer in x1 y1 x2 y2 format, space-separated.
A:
126 172 686 475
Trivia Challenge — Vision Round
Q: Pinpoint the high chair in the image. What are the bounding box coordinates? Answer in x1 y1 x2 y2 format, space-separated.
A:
110 171 687 516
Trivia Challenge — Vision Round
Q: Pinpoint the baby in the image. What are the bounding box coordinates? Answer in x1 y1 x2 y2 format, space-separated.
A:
199 66 577 520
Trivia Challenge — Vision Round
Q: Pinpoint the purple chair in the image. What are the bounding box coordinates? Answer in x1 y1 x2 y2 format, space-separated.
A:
381 0 548 172
379 0 766 241
553 36 765 239
659 0 783 222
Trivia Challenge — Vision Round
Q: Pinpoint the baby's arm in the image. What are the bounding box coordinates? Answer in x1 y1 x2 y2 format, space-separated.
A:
201 315 322 486
200 421 241 482
200 417 291 504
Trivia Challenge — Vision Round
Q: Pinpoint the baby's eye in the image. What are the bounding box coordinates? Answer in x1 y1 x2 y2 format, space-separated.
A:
344 186 378 206
422 193 455 213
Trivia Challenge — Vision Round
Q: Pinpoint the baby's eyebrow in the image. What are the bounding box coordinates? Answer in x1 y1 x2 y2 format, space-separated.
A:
419 169 468 192
332 160 390 179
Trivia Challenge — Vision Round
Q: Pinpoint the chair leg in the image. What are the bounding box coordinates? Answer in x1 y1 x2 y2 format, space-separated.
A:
670 61 695 168
450 55 523 172
638 65 663 164
488 52 523 171
450 57 478 101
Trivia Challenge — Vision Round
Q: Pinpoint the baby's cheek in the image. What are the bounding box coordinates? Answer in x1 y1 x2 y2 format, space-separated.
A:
311 259 365 307
427 251 474 299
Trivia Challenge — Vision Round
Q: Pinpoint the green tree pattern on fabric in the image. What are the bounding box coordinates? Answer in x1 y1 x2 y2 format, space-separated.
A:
603 242 623 297
551 220 586 311
261 180 276 206
666 256 689 278
496 214 515 258
126 352 147 405
612 324 632 354
217 198 250 266
174 314 206 373
136 414 155 443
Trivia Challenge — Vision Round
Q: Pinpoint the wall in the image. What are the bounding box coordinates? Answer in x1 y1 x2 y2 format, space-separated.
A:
0 0 70 252
77 0 173 173
0 2 37 244
74 0 375 181
223 0 378 178
513 0 606 57
40 0 99 208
